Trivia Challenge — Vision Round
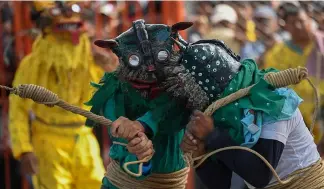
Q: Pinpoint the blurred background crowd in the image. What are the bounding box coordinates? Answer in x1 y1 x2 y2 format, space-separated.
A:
1 1 324 189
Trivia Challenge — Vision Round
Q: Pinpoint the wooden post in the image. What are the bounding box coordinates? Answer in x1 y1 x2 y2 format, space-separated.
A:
134 1 143 20
22 2 33 55
13 1 24 63
161 1 171 25
171 1 187 40
13 3 31 189
147 1 157 24
0 5 10 189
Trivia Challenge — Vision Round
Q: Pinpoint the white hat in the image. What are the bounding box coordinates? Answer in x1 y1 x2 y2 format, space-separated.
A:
211 4 238 24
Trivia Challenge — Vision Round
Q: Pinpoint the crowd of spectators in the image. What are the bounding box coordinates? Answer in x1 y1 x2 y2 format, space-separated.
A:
186 1 324 67
1 1 324 189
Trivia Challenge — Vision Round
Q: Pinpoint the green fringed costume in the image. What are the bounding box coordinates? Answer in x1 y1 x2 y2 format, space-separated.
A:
86 72 191 188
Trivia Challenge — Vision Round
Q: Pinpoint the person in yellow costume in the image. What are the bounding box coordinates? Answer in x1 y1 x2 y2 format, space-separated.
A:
263 3 324 144
8 1 105 188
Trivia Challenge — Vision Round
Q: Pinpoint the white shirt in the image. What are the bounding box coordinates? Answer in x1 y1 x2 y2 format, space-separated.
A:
246 109 320 188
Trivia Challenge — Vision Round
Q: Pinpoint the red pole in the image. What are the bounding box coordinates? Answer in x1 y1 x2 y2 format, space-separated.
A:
134 1 143 20
161 1 171 25
22 2 33 55
147 1 157 24
13 1 24 63
171 1 187 40
0 4 11 189
13 2 30 188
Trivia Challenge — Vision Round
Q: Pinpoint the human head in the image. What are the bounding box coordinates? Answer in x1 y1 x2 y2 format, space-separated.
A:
279 3 312 43
210 4 237 29
253 5 278 40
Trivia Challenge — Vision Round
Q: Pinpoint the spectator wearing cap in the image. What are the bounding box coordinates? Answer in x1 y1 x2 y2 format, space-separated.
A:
204 4 241 55
263 3 324 145
240 5 279 64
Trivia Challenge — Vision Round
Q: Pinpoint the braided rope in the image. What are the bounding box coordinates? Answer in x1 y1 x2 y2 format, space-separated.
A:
105 160 190 189
266 159 324 189
187 67 320 186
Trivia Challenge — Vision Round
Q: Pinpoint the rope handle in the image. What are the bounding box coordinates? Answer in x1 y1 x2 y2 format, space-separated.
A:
0 84 150 177
113 141 152 177
188 66 319 186
191 147 296 185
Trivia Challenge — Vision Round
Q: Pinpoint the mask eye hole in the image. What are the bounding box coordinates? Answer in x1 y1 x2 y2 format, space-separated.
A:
50 8 61 16
156 50 169 62
128 54 140 67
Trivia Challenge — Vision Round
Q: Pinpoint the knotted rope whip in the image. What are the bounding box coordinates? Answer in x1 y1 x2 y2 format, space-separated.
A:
186 66 320 186
0 66 319 185
0 84 146 177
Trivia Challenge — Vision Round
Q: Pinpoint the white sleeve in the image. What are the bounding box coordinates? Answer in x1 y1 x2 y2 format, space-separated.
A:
260 110 301 144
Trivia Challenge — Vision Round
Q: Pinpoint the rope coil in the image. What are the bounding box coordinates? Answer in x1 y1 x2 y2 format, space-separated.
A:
105 160 190 189
13 84 60 106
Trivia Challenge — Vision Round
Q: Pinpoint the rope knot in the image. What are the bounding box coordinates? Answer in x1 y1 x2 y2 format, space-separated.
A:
297 66 308 81
264 67 308 88
16 84 60 107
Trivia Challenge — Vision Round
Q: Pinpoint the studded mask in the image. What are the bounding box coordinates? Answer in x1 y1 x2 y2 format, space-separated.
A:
162 39 242 110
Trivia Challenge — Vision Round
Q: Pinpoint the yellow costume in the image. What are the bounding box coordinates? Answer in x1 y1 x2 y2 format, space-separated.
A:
263 41 324 144
9 2 105 189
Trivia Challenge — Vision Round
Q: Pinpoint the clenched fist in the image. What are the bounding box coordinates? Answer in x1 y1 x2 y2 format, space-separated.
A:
187 110 214 140
111 117 145 140
127 132 154 160
181 131 206 158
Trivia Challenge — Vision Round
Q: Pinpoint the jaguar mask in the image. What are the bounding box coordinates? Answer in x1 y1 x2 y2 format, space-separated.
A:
94 19 193 99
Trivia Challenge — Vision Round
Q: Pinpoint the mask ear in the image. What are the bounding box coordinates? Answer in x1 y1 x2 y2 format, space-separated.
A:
94 39 119 49
171 22 193 32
